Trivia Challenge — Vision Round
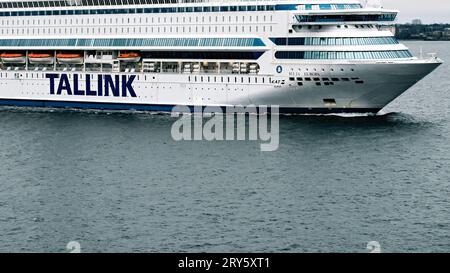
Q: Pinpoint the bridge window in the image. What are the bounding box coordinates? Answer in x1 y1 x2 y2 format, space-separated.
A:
295 13 397 23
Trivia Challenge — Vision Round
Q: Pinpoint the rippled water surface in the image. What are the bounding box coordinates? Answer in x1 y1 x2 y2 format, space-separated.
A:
0 41 449 253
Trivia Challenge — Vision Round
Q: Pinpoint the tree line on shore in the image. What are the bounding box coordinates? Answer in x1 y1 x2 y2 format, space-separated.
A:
395 24 450 40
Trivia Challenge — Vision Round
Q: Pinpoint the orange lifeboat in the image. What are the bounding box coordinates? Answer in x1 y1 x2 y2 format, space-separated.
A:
1 53 26 64
118 52 141 62
28 53 54 64
57 53 83 64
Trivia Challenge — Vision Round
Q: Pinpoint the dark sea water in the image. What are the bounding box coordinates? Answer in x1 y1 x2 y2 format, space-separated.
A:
0 41 449 253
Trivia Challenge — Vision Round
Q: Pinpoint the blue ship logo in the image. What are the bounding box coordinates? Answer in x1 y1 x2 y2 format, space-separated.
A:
46 73 137 98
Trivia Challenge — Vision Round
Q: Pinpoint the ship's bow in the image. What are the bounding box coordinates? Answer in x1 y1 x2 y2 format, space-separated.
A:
349 57 443 111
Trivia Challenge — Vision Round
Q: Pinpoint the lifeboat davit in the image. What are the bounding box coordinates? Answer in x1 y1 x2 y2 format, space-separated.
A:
118 52 141 62
57 53 83 64
0 53 26 64
28 53 54 64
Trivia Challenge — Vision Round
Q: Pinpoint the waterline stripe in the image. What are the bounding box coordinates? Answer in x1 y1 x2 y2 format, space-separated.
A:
0 99 381 114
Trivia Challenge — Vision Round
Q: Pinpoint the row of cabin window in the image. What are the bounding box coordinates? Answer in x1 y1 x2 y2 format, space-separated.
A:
0 73 267 84
0 38 262 48
188 76 266 84
0 14 273 26
1 25 274 35
0 2 360 10
0 0 326 11
271 37 399 46
0 4 289 17
275 50 413 59
0 3 290 12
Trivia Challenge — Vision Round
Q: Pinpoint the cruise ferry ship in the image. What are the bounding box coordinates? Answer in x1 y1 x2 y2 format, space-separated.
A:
0 0 443 113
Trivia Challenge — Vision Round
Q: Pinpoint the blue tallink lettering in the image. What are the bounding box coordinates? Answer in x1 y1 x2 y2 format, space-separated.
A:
85 74 97 96
104 75 120 97
49 74 136 97
57 74 72 95
46 74 59 95
73 74 85 96
96 75 103 96
122 75 137 98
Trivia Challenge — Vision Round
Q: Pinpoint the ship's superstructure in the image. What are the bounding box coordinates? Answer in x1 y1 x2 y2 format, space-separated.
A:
0 0 442 113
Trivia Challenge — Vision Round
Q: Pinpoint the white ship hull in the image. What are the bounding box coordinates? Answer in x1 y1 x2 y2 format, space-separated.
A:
0 60 440 113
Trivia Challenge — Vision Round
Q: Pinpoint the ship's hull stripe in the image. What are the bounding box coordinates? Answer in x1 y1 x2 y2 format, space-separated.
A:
0 99 381 114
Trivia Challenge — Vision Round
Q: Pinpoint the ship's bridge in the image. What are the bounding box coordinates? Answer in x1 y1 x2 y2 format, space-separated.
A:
293 8 398 25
